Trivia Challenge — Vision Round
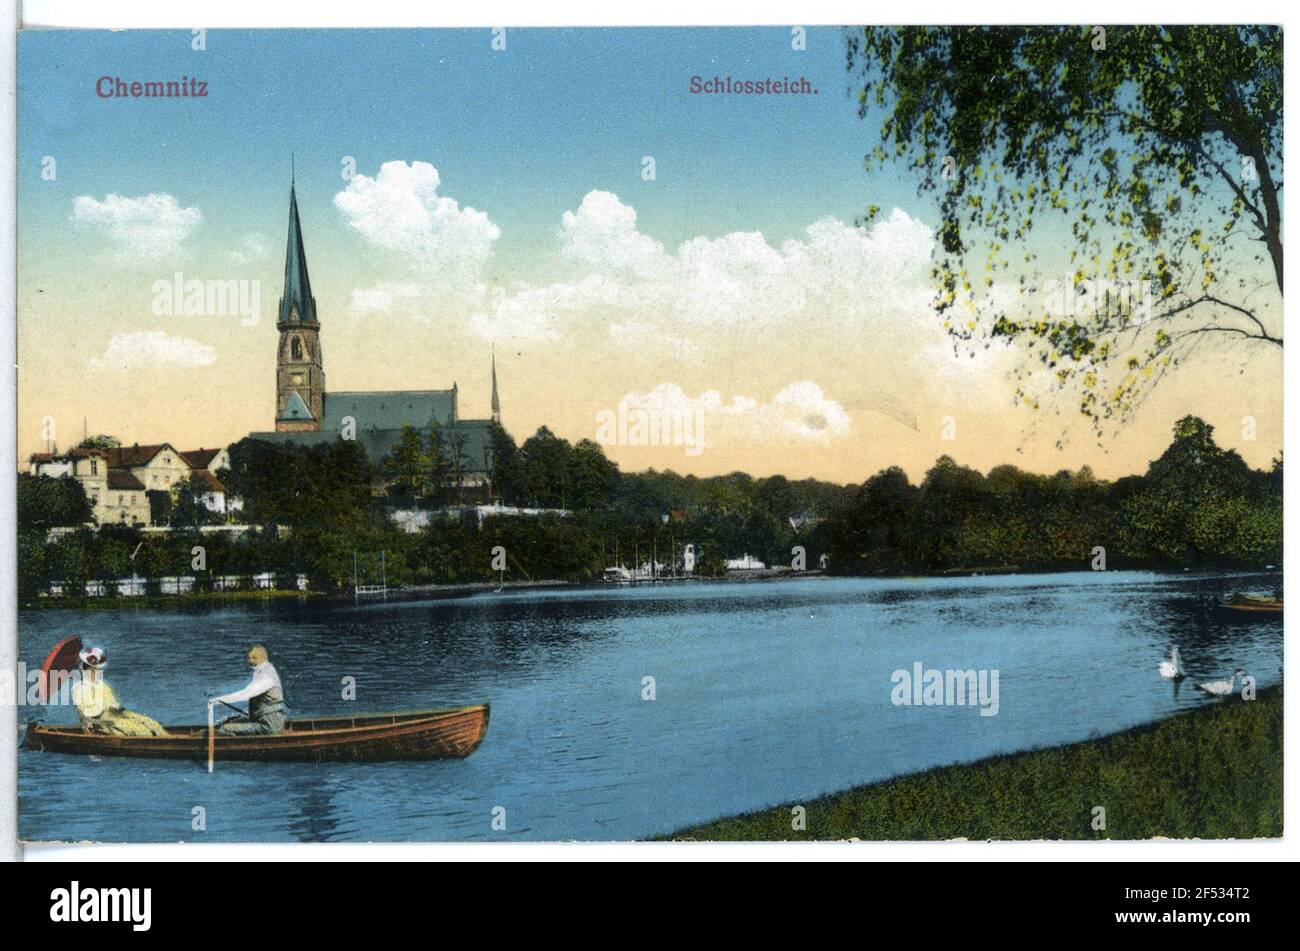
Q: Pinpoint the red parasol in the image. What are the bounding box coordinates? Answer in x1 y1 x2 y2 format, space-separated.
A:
38 635 82 704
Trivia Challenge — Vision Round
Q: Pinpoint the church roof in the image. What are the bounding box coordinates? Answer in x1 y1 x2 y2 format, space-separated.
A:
278 391 314 421
278 183 316 325
322 390 456 433
249 417 494 476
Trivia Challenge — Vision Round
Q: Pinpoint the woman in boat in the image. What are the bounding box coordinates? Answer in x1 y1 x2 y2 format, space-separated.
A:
70 647 168 737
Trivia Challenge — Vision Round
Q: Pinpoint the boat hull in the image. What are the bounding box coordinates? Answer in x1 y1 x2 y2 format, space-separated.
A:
23 704 489 763
1221 596 1283 617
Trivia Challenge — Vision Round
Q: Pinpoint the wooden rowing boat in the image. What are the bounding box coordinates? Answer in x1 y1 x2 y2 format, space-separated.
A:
1222 594 1283 616
23 704 489 763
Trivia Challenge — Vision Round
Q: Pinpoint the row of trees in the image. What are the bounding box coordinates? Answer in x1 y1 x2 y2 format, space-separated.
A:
16 415 1281 601
828 417 1281 572
378 422 620 511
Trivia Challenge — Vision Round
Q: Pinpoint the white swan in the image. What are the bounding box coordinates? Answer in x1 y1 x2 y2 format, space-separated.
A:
1196 669 1245 697
1158 646 1185 680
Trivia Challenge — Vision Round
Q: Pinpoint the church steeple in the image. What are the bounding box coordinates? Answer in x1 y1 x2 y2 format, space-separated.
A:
275 176 325 432
278 181 317 326
490 347 501 424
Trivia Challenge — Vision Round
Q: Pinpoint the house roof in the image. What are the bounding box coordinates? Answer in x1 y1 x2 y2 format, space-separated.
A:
107 471 146 491
321 390 457 433
190 470 227 493
181 448 223 470
31 447 108 464
105 443 175 468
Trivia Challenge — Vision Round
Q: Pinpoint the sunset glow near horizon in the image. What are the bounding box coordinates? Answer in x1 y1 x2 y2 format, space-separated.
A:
17 28 1282 485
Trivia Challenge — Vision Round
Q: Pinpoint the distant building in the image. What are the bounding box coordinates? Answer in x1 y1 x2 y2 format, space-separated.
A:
28 443 236 526
248 179 499 497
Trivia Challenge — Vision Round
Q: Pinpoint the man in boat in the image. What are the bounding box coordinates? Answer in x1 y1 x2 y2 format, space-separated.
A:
71 647 168 736
210 645 287 735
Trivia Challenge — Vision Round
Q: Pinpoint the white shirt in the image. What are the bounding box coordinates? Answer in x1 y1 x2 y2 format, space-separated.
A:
214 661 282 706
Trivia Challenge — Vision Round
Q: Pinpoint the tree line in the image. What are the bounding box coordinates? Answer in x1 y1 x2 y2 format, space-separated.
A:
16 415 1281 600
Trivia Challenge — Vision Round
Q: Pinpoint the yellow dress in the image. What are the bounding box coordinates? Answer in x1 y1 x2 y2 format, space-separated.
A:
71 678 168 736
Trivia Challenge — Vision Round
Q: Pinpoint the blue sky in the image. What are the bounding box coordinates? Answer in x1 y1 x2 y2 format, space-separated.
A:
19 27 921 273
15 27 1281 482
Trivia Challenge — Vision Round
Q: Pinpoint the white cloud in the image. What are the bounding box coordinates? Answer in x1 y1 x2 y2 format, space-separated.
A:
72 193 202 264
758 381 853 440
468 275 623 343
88 331 216 372
334 160 499 282
560 190 671 278
616 381 850 445
348 282 422 314
608 318 699 358
472 192 935 342
227 232 270 265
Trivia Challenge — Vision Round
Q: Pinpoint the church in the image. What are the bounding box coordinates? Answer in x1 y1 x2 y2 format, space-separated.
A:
250 180 501 497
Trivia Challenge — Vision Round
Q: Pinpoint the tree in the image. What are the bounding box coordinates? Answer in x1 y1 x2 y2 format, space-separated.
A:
849 26 1282 434
755 475 796 524
1118 416 1256 563
425 421 451 506
910 456 986 568
170 475 225 528
77 434 121 450
569 439 619 510
146 489 173 527
224 437 375 529
521 427 574 508
17 474 93 530
17 531 49 599
444 426 470 503
383 424 429 502
485 422 526 503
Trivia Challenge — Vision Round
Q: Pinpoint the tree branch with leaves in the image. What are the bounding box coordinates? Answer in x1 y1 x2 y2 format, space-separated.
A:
848 25 1282 437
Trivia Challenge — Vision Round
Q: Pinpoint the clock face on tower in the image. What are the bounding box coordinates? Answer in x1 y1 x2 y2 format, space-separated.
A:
291 372 305 386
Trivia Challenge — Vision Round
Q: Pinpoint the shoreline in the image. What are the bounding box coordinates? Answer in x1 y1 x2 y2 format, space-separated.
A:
661 686 1283 841
21 564 1280 612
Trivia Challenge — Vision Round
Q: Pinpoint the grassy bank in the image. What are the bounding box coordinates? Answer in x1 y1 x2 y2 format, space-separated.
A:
667 687 1282 841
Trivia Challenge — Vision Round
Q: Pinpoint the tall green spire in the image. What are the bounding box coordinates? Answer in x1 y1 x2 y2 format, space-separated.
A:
278 181 316 326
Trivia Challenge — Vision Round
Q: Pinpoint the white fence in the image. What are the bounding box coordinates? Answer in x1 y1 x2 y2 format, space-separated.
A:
44 573 309 598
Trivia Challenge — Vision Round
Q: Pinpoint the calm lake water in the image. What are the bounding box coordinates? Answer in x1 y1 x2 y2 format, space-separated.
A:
18 570 1283 842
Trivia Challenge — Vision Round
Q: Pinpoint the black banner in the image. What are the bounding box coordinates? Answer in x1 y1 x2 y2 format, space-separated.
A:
14 858 1284 937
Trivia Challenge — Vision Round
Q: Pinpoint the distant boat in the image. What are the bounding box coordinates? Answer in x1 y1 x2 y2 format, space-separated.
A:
1221 593 1283 616
603 566 634 584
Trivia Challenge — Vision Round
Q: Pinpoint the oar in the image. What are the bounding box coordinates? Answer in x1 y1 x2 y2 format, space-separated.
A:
207 699 244 773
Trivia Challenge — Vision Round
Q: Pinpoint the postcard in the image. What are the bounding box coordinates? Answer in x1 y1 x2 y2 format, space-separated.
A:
13 25 1282 844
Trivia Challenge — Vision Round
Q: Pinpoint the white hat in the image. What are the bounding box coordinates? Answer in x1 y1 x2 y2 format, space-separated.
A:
78 647 107 669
